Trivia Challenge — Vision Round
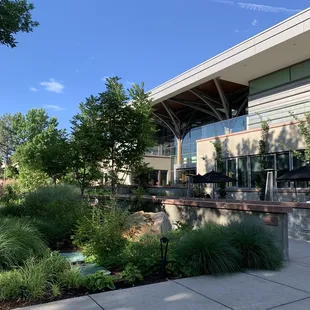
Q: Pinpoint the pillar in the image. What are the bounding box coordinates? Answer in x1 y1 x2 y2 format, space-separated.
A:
177 138 182 165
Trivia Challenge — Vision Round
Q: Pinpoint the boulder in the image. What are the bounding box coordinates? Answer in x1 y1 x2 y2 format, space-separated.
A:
134 211 172 237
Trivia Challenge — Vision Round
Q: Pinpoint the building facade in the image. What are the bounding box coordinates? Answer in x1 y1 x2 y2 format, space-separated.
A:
146 9 310 200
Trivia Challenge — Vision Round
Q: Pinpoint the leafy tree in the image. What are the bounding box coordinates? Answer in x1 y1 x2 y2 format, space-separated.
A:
0 0 39 48
73 77 156 194
14 120 71 186
0 114 14 163
71 97 104 195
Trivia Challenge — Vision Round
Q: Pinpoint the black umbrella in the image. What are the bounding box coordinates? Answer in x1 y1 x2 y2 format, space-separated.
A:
192 174 207 184
277 165 310 181
203 170 236 183
277 165 310 201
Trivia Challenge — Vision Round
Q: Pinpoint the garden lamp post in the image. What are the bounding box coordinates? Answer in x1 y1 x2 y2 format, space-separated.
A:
160 237 169 278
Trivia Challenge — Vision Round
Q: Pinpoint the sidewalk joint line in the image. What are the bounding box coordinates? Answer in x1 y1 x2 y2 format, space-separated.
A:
244 271 310 294
88 295 106 310
172 279 233 310
266 295 310 309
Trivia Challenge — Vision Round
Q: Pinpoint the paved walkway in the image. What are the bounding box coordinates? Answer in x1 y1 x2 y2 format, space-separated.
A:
17 239 310 310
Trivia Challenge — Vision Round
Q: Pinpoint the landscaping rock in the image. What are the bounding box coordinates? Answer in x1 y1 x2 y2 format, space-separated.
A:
134 211 172 237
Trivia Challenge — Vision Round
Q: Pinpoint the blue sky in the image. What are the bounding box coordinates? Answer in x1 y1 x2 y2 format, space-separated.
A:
1 0 309 129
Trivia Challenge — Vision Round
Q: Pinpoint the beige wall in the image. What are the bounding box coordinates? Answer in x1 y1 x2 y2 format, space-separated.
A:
196 121 304 175
143 155 172 183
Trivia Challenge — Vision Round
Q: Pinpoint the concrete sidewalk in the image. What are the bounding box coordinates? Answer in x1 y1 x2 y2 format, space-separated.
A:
16 239 310 310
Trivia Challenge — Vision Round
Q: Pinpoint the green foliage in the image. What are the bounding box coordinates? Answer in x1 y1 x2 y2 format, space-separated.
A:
211 138 227 199
124 235 161 276
0 251 76 301
59 267 84 289
0 217 47 270
119 263 143 284
74 208 141 268
72 77 156 194
0 114 15 162
176 224 241 276
0 184 19 205
14 118 71 186
227 220 283 270
0 204 25 217
83 272 115 292
131 162 153 189
290 112 310 162
0 0 39 48
18 166 50 192
256 116 270 200
23 185 90 249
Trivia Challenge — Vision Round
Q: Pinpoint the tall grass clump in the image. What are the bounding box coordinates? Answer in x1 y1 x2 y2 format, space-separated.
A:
0 217 47 270
227 219 283 270
175 224 240 276
23 185 90 249
0 251 80 301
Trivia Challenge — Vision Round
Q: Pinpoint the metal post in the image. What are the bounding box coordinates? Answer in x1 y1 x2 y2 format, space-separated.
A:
160 237 169 278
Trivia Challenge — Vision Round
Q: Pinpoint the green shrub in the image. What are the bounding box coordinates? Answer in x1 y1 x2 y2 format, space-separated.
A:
124 235 161 276
175 224 240 276
0 251 81 301
23 185 90 249
74 208 142 268
0 204 25 217
83 271 115 292
0 217 47 270
227 220 283 270
59 267 84 289
119 263 143 284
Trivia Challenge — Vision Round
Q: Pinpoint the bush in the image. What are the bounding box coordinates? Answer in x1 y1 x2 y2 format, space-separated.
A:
175 224 241 276
0 204 25 217
0 218 47 270
119 263 143 284
59 267 84 289
83 271 115 292
227 220 283 270
0 251 81 301
23 185 90 249
74 208 143 269
124 235 161 276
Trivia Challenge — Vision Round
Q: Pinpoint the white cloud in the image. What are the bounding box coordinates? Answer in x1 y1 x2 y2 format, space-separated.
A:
40 78 64 93
252 18 258 26
238 2 301 14
43 105 65 111
29 87 39 92
212 0 301 14
234 28 249 33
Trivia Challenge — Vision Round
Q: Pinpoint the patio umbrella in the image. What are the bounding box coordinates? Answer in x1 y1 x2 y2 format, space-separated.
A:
277 165 310 201
202 171 236 198
192 174 207 184
202 170 236 183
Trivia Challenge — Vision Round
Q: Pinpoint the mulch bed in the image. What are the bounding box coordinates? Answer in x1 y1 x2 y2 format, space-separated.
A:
0 275 167 310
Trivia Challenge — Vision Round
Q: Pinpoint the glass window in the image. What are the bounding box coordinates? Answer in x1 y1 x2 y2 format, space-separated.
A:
249 68 290 95
276 153 290 188
160 170 168 186
250 156 261 188
291 60 310 81
238 157 248 187
293 150 308 188
227 159 237 187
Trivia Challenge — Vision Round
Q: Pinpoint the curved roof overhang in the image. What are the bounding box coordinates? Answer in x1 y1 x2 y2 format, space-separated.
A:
150 8 310 138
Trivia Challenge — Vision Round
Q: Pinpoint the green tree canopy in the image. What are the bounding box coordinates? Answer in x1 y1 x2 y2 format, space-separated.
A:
0 0 39 48
72 77 156 194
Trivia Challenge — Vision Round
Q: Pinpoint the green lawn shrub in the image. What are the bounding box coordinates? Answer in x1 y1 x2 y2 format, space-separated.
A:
0 217 47 270
119 263 143 284
0 251 73 301
74 208 143 269
23 185 91 249
175 224 241 276
227 219 283 270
